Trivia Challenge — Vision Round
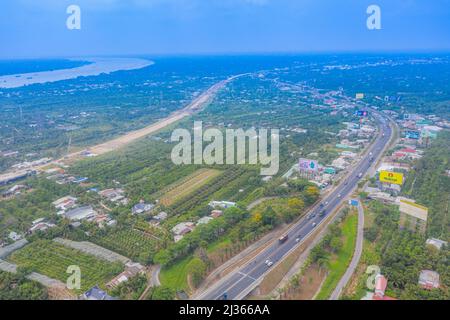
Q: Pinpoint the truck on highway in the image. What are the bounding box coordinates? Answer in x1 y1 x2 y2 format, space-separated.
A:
278 234 289 244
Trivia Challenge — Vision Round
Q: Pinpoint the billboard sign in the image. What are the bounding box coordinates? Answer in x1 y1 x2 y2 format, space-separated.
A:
356 110 369 117
379 170 404 185
299 158 318 172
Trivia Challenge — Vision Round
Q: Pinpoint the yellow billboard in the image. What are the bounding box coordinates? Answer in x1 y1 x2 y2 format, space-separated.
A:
379 171 404 185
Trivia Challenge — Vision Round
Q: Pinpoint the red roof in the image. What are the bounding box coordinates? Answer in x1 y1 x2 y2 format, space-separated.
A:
373 295 397 301
399 148 416 154
375 275 388 294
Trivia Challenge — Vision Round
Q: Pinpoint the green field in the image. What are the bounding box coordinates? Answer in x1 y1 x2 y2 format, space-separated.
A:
91 229 161 265
9 240 123 292
159 256 192 292
315 213 358 300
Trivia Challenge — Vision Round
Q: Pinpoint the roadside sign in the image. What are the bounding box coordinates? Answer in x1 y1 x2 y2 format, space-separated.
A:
299 158 318 172
379 170 404 185
349 199 359 207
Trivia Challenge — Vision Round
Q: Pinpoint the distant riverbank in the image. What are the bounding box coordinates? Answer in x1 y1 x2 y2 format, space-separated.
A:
0 57 154 89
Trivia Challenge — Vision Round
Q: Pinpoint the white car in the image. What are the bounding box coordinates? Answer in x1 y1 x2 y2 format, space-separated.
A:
265 260 273 267
312 222 317 227
295 237 301 243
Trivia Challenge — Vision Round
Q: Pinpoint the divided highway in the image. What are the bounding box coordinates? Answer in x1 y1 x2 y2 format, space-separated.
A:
198 111 393 300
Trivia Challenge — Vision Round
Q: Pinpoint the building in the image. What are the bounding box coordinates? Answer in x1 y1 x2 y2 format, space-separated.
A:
362 274 397 301
418 270 440 289
131 202 154 215
28 220 56 234
210 210 223 218
197 216 213 225
52 196 78 211
153 211 168 221
8 231 22 242
99 189 127 204
0 170 36 186
82 286 116 300
64 206 97 221
106 262 145 289
172 222 195 242
426 238 447 250
208 201 236 209
398 199 428 234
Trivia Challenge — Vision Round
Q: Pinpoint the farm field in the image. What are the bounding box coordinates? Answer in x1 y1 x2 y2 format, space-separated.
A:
91 229 163 265
8 240 123 292
156 168 222 206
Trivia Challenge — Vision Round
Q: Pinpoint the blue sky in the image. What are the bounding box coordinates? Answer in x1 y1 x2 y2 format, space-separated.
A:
1 0 449 58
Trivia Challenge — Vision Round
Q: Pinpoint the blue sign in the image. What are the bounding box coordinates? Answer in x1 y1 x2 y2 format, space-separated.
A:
349 199 359 207
405 131 420 140
356 110 369 117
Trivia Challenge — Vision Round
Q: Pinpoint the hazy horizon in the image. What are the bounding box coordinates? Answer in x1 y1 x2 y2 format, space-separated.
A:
1 0 449 59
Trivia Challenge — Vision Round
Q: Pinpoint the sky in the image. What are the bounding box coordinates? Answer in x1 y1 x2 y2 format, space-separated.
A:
0 0 449 58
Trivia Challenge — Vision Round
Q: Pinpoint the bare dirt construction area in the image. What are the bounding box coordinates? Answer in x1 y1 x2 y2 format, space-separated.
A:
157 168 222 206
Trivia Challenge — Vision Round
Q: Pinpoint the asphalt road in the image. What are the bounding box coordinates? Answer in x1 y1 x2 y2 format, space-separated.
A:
198 111 392 300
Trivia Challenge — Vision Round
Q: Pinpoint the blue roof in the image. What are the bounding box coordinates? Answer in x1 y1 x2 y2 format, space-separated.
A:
84 286 116 300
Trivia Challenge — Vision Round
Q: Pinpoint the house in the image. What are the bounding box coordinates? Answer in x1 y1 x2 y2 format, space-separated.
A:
106 262 145 289
418 270 440 289
208 201 236 209
99 189 127 204
210 210 223 218
131 201 154 215
362 274 396 300
197 216 213 225
426 238 447 250
28 220 56 234
172 222 195 242
153 211 168 221
82 286 116 300
8 231 22 241
52 196 78 211
64 206 97 221
2 184 27 198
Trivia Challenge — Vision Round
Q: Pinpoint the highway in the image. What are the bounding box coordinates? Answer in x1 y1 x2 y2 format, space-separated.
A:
198 110 393 300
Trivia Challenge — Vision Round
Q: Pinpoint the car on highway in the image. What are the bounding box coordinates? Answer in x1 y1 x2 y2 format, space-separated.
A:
295 237 301 243
265 260 273 267
278 235 289 244
312 222 317 227
337 194 342 198
319 210 326 217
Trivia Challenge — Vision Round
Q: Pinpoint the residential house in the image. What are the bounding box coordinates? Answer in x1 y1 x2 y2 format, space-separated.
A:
172 222 195 242
132 201 154 215
426 238 447 250
106 262 145 289
64 206 97 221
52 196 78 212
418 270 440 289
197 216 213 225
210 210 223 218
82 286 116 300
208 201 236 209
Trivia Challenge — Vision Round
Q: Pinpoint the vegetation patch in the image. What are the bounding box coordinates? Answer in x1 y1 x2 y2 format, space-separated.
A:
9 240 123 292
